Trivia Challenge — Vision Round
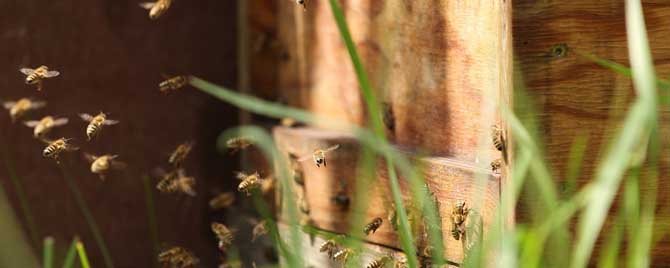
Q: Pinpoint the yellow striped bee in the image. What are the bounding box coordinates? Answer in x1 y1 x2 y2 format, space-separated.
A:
298 144 340 168
169 141 193 167
226 137 252 154
158 246 199 268
211 222 234 252
139 0 172 19
364 217 383 235
332 248 353 263
491 158 503 175
79 112 119 141
159 75 189 93
319 239 338 258
19 65 60 91
156 168 197 196
236 171 261 196
209 192 235 210
83 153 127 180
24 116 68 138
3 98 46 122
491 125 505 152
367 256 391 268
42 138 78 161
451 201 469 240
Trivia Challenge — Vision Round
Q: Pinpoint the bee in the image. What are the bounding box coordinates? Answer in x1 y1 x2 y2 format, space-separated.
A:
491 125 506 152
169 141 194 167
392 253 408 268
319 239 338 258
211 222 234 251
159 75 189 93
226 137 252 154
491 158 503 175
158 246 199 268
209 192 235 210
79 112 119 141
367 256 391 268
295 0 307 11
332 248 353 263
250 219 269 242
298 144 340 168
331 191 350 211
382 102 395 131
236 171 261 196
288 153 304 185
156 168 197 196
451 201 469 240
83 153 127 180
387 204 398 231
42 138 78 161
139 0 172 19
364 217 383 235
24 116 68 138
19 65 60 91
3 98 46 122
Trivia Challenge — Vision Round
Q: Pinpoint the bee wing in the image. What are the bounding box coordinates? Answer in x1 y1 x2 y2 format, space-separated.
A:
82 153 98 163
139 2 155 9
30 101 47 109
23 120 40 128
3 101 16 109
19 68 35 75
44 70 60 78
52 117 69 126
323 144 340 153
234 171 247 180
152 167 167 177
111 160 127 170
79 113 93 122
297 154 312 162
103 119 119 125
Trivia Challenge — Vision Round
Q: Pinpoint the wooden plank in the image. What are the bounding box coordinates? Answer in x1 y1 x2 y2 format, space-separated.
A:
273 126 500 264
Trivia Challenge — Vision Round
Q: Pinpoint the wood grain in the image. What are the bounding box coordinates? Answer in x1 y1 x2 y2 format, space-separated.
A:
273 126 500 264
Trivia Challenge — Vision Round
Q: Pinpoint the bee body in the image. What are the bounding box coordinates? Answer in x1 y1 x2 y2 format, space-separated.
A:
319 239 338 258
237 172 261 196
159 75 189 93
80 112 118 140
85 154 126 180
140 0 172 19
156 169 196 196
20 66 59 91
169 141 193 167
364 217 383 235
251 220 268 242
298 144 340 168
4 98 46 122
451 201 469 240
367 256 391 268
491 158 503 174
42 138 77 160
211 222 234 251
209 192 235 210
226 137 252 154
491 125 505 151
158 246 199 268
332 248 353 263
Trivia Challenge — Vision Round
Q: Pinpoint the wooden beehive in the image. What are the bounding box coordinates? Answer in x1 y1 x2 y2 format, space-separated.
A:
245 0 670 266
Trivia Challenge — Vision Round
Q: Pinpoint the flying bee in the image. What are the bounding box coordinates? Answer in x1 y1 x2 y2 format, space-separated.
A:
294 0 307 11
491 125 506 152
83 153 127 180
159 75 189 93
332 248 354 263
209 192 235 210
451 201 469 240
169 141 194 167
367 256 391 268
42 138 78 161
19 65 60 91
79 112 119 141
491 158 503 175
158 246 199 268
24 116 68 138
211 222 234 251
155 168 197 196
298 144 340 168
236 171 261 196
250 219 269 242
226 137 252 154
319 239 338 258
3 98 46 122
139 0 172 19
364 217 383 235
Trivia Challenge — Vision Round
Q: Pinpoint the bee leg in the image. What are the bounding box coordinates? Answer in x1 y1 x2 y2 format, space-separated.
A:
99 174 106 181
37 81 43 91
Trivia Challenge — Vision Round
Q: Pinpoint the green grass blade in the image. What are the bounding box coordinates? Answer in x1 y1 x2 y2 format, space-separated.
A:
43 236 54 268
75 239 91 268
59 166 114 268
2 145 40 247
563 133 589 198
141 174 160 267
597 214 624 268
62 239 78 268
0 169 40 268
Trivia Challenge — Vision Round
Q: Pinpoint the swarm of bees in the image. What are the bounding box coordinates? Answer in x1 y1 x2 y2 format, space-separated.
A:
211 222 235 252
364 217 383 235
158 246 199 268
298 144 340 168
451 201 470 241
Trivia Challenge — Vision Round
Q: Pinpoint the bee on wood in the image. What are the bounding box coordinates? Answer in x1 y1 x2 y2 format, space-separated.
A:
139 0 172 19
169 141 194 167
298 144 340 168
209 192 235 210
295 0 307 11
367 256 391 268
79 112 119 141
42 138 78 161
451 201 469 240
491 125 506 152
236 171 261 196
159 75 189 93
332 248 354 263
24 116 68 138
319 239 338 258
211 222 234 251
250 219 269 242
331 191 350 211
364 217 383 235
156 168 197 196
226 137 253 154
83 153 127 180
491 158 503 175
19 65 59 91
3 98 46 122
158 246 199 268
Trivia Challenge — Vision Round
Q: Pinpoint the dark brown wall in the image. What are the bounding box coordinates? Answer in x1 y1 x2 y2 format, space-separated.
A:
0 0 238 267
